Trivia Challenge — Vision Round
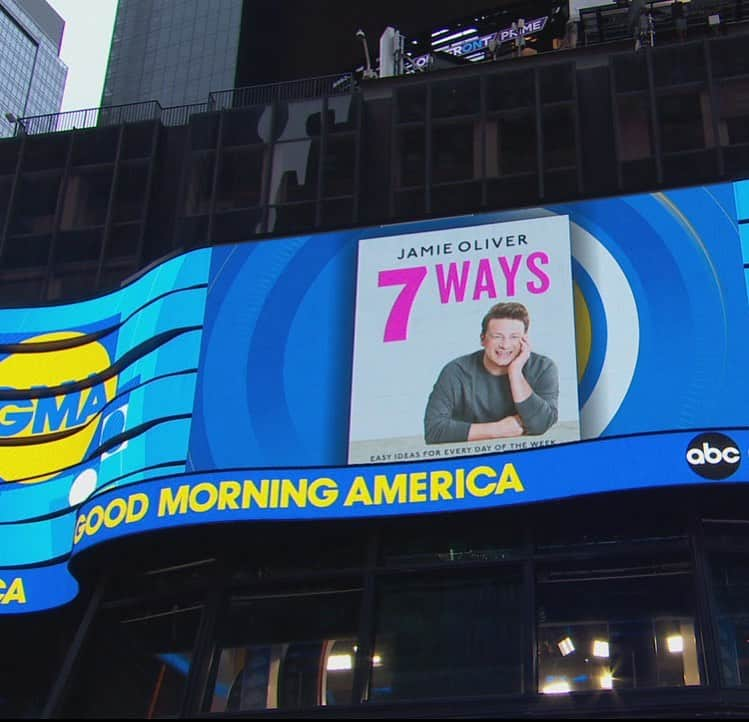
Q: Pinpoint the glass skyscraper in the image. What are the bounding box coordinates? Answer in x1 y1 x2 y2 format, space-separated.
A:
0 0 67 138
101 0 244 109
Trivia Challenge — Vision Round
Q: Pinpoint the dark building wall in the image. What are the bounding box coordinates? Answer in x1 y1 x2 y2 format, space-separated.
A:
3 29 749 305
577 63 618 197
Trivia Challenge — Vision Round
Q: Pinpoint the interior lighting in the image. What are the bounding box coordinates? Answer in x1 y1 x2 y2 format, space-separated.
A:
600 671 614 689
592 640 610 658
666 635 684 653
372 654 383 667
326 654 352 671
542 678 571 694
557 637 575 656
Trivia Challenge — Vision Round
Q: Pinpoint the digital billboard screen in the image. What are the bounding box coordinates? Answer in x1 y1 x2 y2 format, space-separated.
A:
348 215 580 464
1 179 749 612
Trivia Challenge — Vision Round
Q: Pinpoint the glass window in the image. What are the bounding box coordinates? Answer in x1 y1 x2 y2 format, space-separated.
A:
207 587 362 712
432 122 479 184
221 106 271 147
486 70 535 113
267 140 319 204
653 43 705 87
182 152 216 215
9 172 61 235
611 51 649 93
275 99 324 140
540 63 575 104
432 77 480 119
327 94 358 133
708 546 749 687
216 147 266 210
657 91 711 153
60 168 113 230
617 94 654 162
113 163 148 223
370 569 524 702
61 599 203 718
323 135 356 198
717 79 749 146
486 113 537 176
542 106 577 170
537 558 703 693
395 127 425 188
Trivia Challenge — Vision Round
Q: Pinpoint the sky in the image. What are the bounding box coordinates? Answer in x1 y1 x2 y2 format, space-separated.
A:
46 0 119 112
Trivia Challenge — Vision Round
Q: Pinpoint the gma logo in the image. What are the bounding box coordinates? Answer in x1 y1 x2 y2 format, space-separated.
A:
0 331 117 484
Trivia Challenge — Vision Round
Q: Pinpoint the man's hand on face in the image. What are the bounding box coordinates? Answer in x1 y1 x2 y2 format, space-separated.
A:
508 335 531 377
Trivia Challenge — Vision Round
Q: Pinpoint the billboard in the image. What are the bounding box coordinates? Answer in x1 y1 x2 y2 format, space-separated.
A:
348 215 580 464
1 179 749 612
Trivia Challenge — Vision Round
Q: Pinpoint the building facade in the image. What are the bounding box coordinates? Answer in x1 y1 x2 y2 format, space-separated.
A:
4 5 749 719
101 0 244 109
0 0 67 139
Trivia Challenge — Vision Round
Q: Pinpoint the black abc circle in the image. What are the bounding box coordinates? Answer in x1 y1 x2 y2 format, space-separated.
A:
686 433 741 480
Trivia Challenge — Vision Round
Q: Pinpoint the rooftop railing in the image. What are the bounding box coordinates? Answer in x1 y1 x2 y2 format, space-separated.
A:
9 0 749 139
208 72 355 110
11 72 356 137
17 100 160 135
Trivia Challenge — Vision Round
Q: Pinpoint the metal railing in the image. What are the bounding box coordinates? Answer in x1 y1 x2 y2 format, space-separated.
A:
160 101 212 127
13 72 357 137
208 72 355 109
18 101 162 135
580 0 749 46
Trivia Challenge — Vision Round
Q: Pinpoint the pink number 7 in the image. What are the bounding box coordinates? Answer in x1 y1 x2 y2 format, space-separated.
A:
377 266 428 342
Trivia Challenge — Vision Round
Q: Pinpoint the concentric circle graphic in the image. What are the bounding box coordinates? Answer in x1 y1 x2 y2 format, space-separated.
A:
570 221 640 439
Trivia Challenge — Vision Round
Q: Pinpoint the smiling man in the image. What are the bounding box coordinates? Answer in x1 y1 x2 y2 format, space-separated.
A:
424 302 559 444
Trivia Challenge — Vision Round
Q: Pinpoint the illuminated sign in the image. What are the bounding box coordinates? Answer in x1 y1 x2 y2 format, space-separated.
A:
686 432 742 479
348 216 580 464
1 178 749 613
68 427 749 556
413 16 549 65
0 250 210 612
440 17 549 57
496 16 549 43
0 331 117 483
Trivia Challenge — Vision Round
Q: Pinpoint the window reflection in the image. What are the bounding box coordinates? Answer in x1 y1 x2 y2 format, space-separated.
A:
371 570 523 701
538 618 700 693
61 601 201 718
212 639 357 711
709 553 749 686
537 561 702 692
207 589 361 711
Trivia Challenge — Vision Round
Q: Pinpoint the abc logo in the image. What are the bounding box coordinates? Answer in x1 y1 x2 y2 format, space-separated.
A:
685 433 741 480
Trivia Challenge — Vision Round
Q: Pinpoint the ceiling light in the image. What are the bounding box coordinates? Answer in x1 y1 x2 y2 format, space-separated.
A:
558 637 575 656
592 640 609 658
666 635 684 654
326 654 352 671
